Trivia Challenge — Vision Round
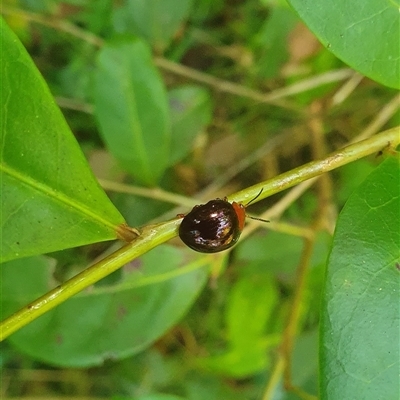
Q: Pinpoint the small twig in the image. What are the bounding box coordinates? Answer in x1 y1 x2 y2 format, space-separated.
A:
331 72 364 106
98 179 197 208
241 178 318 240
155 56 354 106
1 127 398 340
281 225 318 400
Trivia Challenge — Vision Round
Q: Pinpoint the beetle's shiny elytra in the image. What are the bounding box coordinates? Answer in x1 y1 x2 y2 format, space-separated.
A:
178 198 246 253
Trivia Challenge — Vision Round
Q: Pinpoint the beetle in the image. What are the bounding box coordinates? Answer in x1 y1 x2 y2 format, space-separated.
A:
178 190 268 253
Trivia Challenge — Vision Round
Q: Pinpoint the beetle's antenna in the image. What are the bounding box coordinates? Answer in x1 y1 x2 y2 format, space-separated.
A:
246 215 269 223
245 189 269 223
245 188 264 207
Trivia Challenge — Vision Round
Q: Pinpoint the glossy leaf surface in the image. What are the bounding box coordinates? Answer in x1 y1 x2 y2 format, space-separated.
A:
320 156 400 399
287 0 400 88
0 19 125 263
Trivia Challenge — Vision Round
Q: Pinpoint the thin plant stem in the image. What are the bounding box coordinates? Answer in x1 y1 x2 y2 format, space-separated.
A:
0 218 181 340
228 126 399 205
280 225 318 400
0 127 398 340
98 179 198 208
241 178 318 240
281 103 330 399
261 355 285 400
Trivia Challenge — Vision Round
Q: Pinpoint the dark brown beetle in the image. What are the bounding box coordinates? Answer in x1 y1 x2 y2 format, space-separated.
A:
178 190 268 253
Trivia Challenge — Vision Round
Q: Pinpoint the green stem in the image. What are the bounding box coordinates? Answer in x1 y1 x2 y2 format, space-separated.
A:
229 127 400 204
0 219 181 340
1 127 399 340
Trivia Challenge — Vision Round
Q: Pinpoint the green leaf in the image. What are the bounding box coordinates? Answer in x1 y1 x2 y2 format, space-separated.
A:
2 246 209 367
226 272 278 347
320 156 400 399
0 18 126 263
287 0 400 89
112 0 194 52
197 272 279 377
94 37 171 186
169 85 212 165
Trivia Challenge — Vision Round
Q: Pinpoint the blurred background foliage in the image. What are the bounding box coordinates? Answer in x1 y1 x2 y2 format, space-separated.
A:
1 0 398 399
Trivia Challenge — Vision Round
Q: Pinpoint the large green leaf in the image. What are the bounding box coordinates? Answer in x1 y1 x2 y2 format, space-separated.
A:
0 18 126 263
94 38 171 186
2 246 209 367
320 156 400 399
287 0 400 89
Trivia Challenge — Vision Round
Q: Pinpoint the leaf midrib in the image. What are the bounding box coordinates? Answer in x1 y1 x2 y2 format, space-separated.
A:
1 161 119 232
